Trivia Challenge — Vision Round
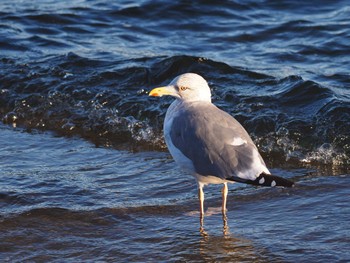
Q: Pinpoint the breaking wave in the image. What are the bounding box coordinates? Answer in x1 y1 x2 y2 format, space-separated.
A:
1 54 349 167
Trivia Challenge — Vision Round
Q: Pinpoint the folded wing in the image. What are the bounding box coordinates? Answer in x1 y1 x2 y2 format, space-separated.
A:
169 101 269 182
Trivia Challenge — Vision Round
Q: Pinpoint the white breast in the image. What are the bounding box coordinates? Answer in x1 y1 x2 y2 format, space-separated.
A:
164 101 195 174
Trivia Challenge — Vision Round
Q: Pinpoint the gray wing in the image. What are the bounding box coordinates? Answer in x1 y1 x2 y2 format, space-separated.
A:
169 101 267 181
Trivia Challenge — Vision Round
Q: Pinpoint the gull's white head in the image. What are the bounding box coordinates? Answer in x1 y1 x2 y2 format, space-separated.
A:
149 73 212 102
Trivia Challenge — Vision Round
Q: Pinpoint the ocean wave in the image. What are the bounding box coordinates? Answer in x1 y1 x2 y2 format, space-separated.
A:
0 54 349 167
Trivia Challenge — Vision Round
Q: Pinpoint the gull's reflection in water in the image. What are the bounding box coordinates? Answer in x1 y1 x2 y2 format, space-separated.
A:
197 209 271 262
198 232 270 262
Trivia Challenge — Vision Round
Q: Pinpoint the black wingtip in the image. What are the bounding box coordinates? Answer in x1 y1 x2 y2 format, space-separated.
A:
248 173 294 187
226 173 294 187
227 173 294 187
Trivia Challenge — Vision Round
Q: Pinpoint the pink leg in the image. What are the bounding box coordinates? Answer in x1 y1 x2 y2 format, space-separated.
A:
221 183 228 215
198 183 205 227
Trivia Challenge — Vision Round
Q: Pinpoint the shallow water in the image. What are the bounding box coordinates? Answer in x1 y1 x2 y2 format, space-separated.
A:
1 0 350 262
1 124 349 262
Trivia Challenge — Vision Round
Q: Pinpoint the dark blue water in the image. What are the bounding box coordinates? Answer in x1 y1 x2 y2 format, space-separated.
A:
1 0 349 262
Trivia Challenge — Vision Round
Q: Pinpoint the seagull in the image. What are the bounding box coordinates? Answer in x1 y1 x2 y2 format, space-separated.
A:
149 73 294 225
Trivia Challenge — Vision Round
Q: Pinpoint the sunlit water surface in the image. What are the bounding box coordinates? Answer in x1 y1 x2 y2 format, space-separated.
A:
1 0 350 262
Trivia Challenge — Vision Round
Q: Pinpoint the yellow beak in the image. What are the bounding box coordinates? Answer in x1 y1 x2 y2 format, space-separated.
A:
149 86 177 97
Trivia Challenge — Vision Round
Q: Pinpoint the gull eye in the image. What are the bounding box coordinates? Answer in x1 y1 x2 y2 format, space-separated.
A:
180 86 188 91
